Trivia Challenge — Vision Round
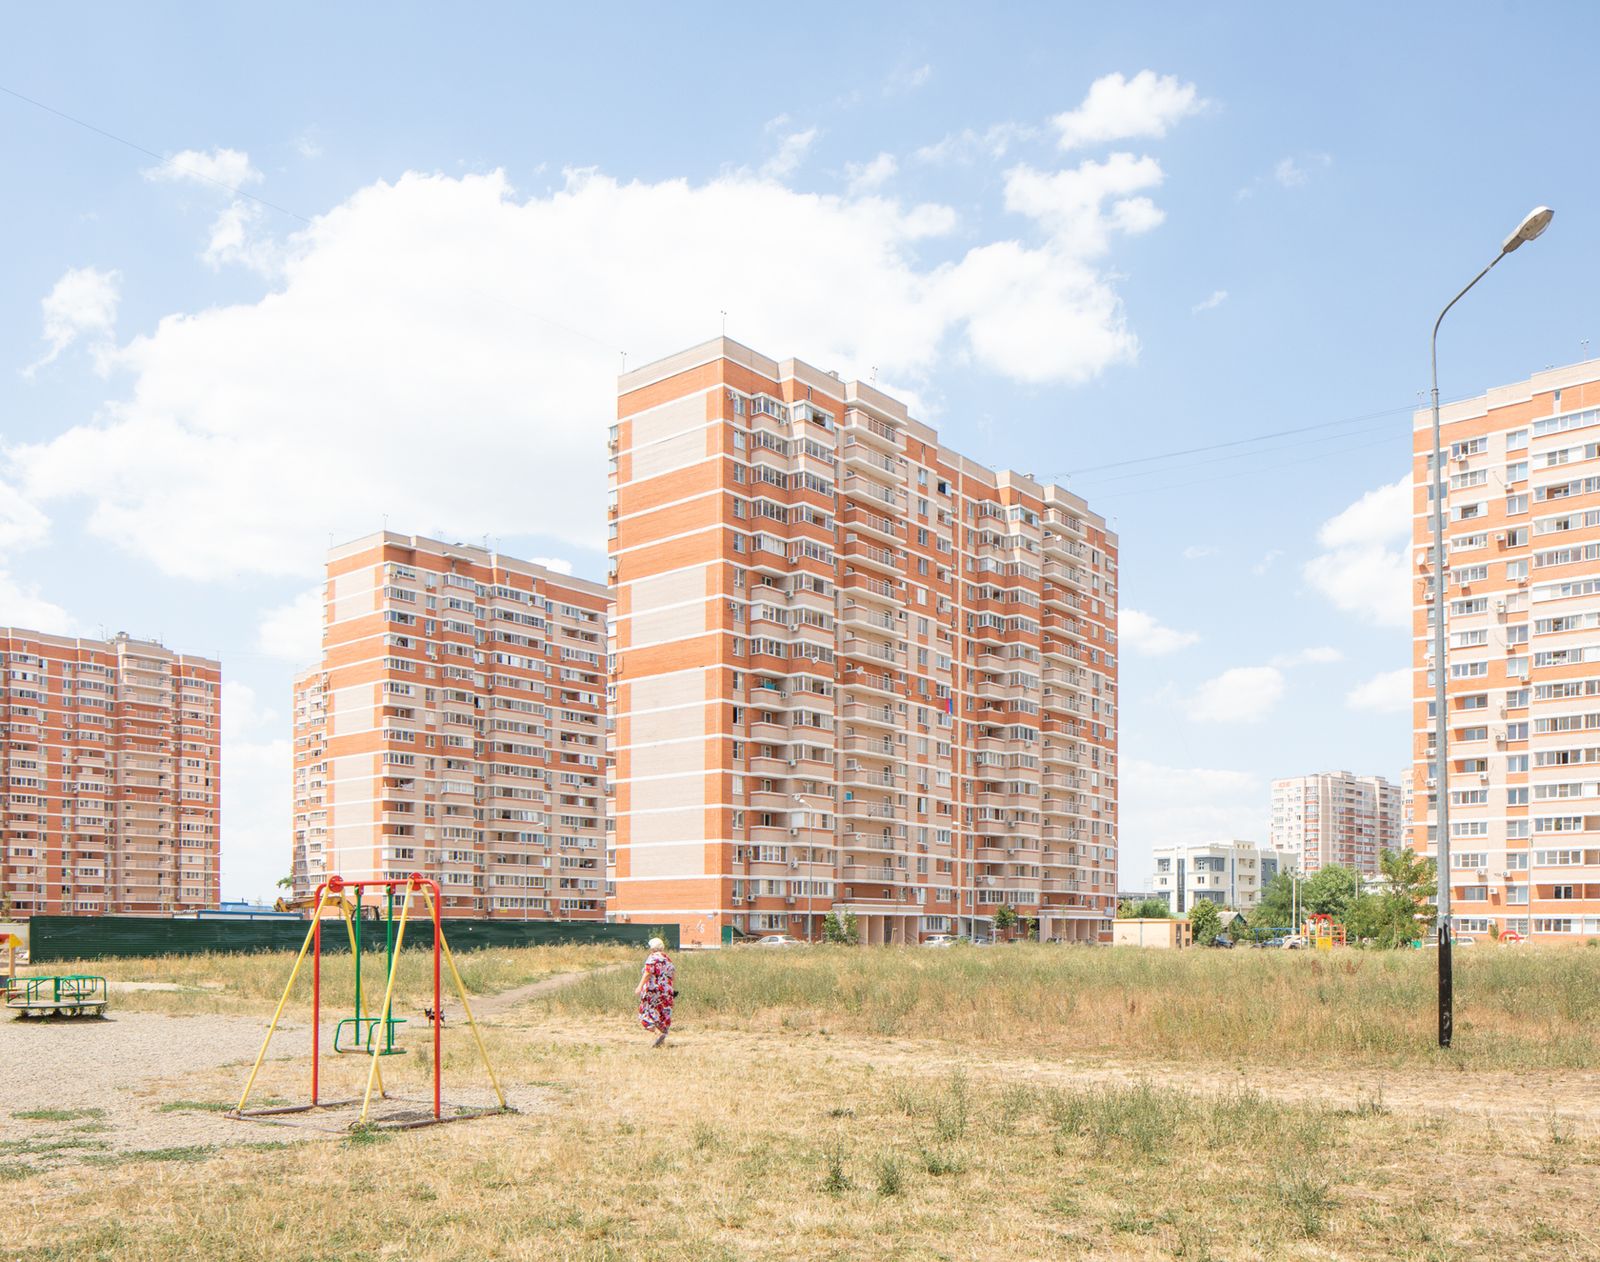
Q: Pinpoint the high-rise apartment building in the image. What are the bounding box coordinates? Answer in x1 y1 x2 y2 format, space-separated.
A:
608 338 1118 947
1270 772 1400 876
1412 359 1600 941
291 533 612 917
0 629 221 916
1150 839 1298 914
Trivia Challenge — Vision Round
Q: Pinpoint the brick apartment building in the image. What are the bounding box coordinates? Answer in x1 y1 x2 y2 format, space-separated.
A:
291 533 612 917
1269 772 1402 876
608 338 1118 947
0 629 221 915
1413 358 1600 940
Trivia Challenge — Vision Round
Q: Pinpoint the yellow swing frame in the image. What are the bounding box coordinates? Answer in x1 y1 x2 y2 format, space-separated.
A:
229 874 510 1130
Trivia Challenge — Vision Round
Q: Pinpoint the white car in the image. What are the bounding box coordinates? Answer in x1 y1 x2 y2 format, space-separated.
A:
921 934 957 948
1281 934 1307 950
1454 935 1478 948
752 934 805 948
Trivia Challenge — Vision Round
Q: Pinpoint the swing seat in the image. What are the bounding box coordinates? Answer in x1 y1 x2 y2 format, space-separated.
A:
332 1014 408 1055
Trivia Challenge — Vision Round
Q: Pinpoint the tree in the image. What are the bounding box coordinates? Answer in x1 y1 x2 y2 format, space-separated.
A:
1020 913 1039 941
992 905 1019 940
1303 864 1360 922
276 875 294 890
822 909 859 945
1346 849 1436 948
1250 874 1295 930
1118 897 1171 920
1189 898 1223 946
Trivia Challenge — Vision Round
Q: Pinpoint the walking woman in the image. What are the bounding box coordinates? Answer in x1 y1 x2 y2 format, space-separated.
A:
635 936 676 1048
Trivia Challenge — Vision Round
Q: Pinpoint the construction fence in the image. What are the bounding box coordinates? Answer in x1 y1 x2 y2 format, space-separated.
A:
26 915 677 963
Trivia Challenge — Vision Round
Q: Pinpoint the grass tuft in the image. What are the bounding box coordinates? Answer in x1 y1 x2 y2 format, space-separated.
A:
12 1107 105 1122
821 1141 852 1195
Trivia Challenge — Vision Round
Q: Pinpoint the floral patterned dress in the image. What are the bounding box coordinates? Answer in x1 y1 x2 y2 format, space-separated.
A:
637 951 675 1033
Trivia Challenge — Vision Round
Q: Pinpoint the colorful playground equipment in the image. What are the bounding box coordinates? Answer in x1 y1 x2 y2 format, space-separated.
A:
230 873 509 1130
1304 912 1347 950
4 972 108 1019
332 883 407 1056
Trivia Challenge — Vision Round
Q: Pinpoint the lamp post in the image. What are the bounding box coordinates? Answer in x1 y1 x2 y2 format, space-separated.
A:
791 793 815 942
1428 205 1553 1049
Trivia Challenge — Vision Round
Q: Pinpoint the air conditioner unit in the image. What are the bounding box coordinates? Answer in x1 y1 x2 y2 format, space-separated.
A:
1479 772 1489 783
1494 598 1506 611
785 895 797 905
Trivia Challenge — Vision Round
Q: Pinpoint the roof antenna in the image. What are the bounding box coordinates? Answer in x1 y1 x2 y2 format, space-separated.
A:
620 350 628 373
721 310 728 336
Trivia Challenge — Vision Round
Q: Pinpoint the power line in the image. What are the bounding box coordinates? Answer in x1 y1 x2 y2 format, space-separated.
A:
0 82 311 223
0 81 621 353
1068 416 1405 489
1088 429 1404 503
1053 402 1417 480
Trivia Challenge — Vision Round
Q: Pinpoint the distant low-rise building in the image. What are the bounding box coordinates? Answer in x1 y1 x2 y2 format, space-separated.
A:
1150 840 1298 914
1113 917 1192 949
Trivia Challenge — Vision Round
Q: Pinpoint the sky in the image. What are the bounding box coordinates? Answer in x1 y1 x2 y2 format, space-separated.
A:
2 2 1596 899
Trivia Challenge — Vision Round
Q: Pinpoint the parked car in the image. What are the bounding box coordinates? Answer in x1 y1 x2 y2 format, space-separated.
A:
1454 935 1477 948
752 934 805 948
1210 935 1235 949
921 934 957 948
1281 934 1307 950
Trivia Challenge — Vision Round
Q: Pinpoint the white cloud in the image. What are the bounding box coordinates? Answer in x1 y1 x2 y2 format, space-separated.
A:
1003 152 1165 254
1273 646 1344 667
1185 665 1284 723
1303 477 1411 628
0 478 50 551
219 680 292 901
294 133 324 160
1274 152 1332 188
845 152 898 194
143 147 262 190
1252 548 1283 576
1347 667 1412 714
1120 759 1265 875
530 555 574 575
0 569 76 634
885 63 932 95
221 680 275 742
1182 544 1216 559
1121 608 1199 655
914 122 1036 165
1238 152 1333 200
142 147 276 274
1052 70 1204 151
1191 289 1228 314
256 589 324 664
25 266 121 375
10 164 1171 581
761 119 819 179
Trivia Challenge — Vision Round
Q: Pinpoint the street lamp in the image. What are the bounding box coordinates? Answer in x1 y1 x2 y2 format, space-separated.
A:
791 793 815 942
1428 205 1553 1049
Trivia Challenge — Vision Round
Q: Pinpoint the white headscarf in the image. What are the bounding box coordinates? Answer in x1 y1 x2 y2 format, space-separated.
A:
648 937 665 951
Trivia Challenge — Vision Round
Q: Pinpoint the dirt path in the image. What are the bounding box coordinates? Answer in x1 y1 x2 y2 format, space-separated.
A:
471 963 624 1019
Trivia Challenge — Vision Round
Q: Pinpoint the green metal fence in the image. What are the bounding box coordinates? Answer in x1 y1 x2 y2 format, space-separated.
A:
27 915 677 963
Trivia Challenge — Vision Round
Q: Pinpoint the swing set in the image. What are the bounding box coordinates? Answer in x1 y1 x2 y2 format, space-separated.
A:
229 874 511 1130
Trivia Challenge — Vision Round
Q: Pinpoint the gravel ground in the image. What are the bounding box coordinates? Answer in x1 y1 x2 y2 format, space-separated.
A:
0 1011 324 1158
3 966 600 1165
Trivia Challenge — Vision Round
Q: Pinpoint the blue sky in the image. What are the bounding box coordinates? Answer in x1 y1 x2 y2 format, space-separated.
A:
3 2 1595 899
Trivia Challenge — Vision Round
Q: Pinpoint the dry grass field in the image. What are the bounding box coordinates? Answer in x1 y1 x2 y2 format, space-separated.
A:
5 943 1599 1261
